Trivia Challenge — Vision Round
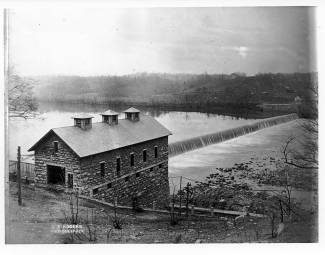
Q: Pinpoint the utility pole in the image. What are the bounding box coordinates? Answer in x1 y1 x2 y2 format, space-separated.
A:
17 146 22 206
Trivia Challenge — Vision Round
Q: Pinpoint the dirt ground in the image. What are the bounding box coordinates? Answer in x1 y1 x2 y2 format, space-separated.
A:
5 181 317 244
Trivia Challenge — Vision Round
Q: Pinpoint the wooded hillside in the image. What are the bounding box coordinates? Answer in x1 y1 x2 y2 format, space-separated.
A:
30 72 317 111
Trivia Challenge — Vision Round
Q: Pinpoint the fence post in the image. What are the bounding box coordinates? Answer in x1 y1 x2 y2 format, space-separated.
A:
185 182 190 217
179 176 182 216
191 204 195 215
17 146 22 206
171 191 175 223
210 206 214 216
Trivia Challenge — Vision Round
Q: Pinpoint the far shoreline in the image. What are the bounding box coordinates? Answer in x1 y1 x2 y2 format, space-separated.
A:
36 99 297 120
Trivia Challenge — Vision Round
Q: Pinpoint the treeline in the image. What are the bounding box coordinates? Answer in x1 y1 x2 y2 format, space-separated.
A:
31 72 317 111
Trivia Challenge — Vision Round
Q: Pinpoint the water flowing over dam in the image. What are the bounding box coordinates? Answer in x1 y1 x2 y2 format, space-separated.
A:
168 113 298 157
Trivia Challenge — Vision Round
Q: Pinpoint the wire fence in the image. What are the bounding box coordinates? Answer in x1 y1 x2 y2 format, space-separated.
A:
9 160 35 179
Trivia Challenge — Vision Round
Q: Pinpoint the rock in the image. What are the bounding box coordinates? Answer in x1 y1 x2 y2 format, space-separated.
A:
195 239 203 243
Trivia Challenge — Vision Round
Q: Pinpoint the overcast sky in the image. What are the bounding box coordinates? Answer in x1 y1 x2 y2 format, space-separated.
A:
8 7 316 76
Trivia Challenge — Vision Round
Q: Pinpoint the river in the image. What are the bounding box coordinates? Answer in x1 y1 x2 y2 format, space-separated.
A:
8 101 316 210
8 101 258 162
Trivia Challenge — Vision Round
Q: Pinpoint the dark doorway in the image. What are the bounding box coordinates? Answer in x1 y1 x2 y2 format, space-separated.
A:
47 165 65 185
67 173 73 189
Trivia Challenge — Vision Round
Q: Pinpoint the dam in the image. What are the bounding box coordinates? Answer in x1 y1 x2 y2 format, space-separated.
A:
168 113 298 157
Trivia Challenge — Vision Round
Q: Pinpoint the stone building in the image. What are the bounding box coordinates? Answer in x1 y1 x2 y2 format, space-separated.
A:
28 107 172 209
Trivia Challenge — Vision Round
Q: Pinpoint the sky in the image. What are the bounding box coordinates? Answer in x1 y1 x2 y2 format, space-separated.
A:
8 7 317 76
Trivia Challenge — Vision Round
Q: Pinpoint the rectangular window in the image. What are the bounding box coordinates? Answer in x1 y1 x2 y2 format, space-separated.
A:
150 167 154 172
130 153 134 166
136 172 140 178
116 157 121 177
67 173 73 189
54 141 59 152
143 149 147 162
93 188 99 195
100 162 105 177
154 146 158 158
107 183 112 189
159 163 163 168
125 176 129 182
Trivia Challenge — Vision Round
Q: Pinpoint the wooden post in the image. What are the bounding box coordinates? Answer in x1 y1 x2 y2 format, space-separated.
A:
171 190 175 223
279 199 284 223
185 183 190 217
210 206 214 216
17 146 22 206
179 176 182 216
191 204 194 215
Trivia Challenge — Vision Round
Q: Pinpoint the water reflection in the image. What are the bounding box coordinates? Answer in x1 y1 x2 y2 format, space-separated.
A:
37 101 255 120
9 101 258 161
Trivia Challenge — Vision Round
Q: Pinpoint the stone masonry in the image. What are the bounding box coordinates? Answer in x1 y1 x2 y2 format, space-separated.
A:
34 131 81 188
33 133 170 209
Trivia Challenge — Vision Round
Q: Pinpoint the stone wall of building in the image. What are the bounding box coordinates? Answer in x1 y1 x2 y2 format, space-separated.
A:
34 131 81 188
33 132 170 209
97 162 170 209
79 136 170 209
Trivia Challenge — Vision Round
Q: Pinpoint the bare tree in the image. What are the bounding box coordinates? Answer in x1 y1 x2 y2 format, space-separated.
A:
282 74 318 170
169 177 178 225
278 167 294 217
61 191 81 243
281 124 317 170
7 68 38 119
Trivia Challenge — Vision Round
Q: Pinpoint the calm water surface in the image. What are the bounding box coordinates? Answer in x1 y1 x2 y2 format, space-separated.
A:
8 102 257 162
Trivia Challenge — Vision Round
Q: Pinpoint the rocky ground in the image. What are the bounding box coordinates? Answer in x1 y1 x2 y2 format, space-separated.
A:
6 180 317 244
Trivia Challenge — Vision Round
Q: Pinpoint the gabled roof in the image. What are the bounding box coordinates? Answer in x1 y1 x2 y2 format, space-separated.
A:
101 109 119 115
123 107 140 113
28 114 172 158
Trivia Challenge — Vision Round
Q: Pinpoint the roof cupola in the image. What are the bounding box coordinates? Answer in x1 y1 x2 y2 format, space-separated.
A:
123 107 140 122
72 113 94 130
101 109 119 125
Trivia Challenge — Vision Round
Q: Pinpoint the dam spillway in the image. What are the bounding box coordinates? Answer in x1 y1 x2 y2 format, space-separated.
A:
168 113 298 157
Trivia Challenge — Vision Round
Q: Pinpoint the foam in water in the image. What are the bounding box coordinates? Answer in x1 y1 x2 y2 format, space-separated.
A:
168 113 298 157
